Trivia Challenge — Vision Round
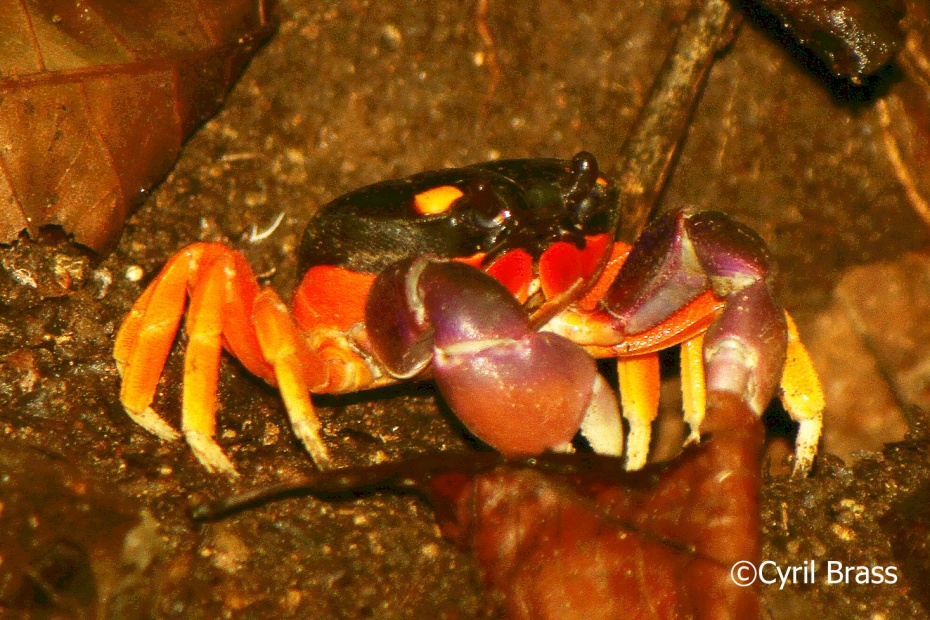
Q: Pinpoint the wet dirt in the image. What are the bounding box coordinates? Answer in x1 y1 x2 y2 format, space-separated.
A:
1 0 929 618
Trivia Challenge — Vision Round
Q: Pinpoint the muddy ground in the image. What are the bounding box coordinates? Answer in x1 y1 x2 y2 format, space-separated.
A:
2 1 930 618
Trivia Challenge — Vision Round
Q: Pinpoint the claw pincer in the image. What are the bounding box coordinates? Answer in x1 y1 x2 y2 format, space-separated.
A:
570 206 823 474
602 208 788 416
366 257 604 456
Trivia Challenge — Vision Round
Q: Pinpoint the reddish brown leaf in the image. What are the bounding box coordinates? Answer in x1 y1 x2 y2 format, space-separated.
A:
0 0 274 252
428 392 763 620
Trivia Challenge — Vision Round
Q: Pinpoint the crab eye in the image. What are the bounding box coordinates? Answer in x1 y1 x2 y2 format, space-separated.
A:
569 151 598 191
565 151 601 226
466 179 512 230
413 185 465 215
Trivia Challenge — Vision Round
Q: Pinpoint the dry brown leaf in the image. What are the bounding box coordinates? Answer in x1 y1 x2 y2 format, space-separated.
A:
0 0 274 252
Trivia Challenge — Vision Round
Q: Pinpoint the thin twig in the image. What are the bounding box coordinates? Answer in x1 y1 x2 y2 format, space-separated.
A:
613 0 741 239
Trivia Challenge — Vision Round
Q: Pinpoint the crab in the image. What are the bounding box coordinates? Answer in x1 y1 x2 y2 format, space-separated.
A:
114 151 823 478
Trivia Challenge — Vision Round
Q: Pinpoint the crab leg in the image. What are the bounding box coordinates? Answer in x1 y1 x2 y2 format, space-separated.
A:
115 243 345 475
607 326 711 471
181 253 239 474
616 353 660 470
115 244 222 444
116 244 265 474
779 313 824 475
680 333 707 444
252 289 334 469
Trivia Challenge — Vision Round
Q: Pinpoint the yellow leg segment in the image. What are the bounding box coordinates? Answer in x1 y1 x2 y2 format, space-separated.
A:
680 333 707 445
780 312 824 476
618 353 661 470
253 289 333 470
181 255 238 476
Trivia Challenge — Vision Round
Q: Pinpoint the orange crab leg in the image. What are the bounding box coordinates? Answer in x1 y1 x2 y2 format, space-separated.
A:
779 313 824 476
116 242 385 476
616 352 661 470
680 333 707 444
252 289 333 469
612 329 711 470
115 245 209 443
218 253 276 385
181 253 239 474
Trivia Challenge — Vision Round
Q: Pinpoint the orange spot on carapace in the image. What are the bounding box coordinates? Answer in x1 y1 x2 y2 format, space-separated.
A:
454 253 486 268
413 185 465 215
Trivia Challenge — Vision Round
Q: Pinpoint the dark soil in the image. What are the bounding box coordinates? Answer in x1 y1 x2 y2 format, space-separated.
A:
1 1 929 618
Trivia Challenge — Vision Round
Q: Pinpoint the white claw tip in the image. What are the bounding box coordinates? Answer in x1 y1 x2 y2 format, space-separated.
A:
184 430 240 477
682 429 702 447
126 407 182 442
625 452 647 471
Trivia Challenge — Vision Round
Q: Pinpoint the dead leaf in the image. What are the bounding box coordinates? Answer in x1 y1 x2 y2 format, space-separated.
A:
0 0 274 252
426 393 763 619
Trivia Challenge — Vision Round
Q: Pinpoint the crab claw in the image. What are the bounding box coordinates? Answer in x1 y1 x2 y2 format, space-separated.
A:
600 208 822 475
702 280 787 414
603 207 791 409
366 257 620 457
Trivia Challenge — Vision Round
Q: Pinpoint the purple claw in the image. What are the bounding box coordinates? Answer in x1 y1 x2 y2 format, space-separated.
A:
602 207 789 414
687 210 770 287
364 258 436 378
703 280 787 413
415 260 532 346
601 208 709 334
434 330 598 455
686 211 786 411
366 257 600 456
